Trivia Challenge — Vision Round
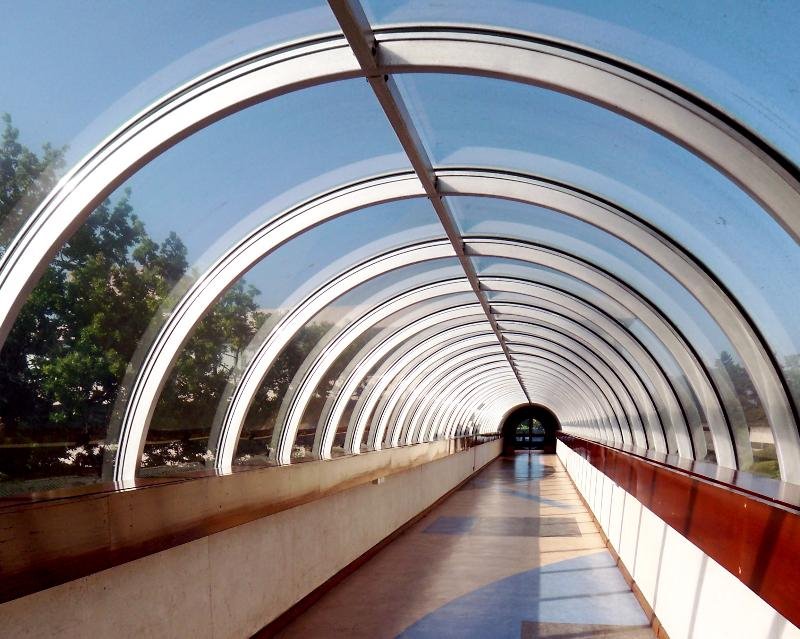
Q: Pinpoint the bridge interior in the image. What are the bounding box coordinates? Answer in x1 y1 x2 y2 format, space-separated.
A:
0 1 799 638
278 452 653 639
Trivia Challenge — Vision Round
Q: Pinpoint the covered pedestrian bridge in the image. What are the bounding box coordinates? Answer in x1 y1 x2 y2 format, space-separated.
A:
0 2 798 637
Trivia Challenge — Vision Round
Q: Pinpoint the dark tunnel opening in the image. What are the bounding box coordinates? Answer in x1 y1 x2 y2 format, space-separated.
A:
501 404 561 455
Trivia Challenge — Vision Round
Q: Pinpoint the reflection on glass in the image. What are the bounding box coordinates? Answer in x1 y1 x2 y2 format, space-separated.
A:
141 197 442 473
0 80 409 492
475 256 767 471
293 269 469 458
367 1 800 164
1 1 337 245
398 73 800 440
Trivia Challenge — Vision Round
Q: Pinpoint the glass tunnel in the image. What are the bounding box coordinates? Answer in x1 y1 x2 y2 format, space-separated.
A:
2 0 800 497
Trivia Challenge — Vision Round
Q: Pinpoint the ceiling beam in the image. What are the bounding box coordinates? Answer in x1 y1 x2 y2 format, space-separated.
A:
328 0 531 402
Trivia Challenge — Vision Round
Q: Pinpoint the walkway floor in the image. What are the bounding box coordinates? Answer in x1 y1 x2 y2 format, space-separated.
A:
277 452 654 638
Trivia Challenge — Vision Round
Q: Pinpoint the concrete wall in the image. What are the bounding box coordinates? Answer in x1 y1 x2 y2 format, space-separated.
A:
557 441 800 639
1 439 501 639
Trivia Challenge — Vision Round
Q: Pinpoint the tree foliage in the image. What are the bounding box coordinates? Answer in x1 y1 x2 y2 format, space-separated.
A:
0 115 269 480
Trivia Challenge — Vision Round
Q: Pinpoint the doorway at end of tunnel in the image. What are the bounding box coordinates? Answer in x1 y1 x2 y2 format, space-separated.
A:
502 405 561 455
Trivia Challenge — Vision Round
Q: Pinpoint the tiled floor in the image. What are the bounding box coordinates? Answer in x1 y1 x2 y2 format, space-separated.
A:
277 452 653 639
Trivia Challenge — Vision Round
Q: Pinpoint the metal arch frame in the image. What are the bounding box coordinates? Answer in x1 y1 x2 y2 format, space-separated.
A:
378 339 504 442
333 239 690 453
423 370 594 442
399 353 617 446
145 225 729 474
438 382 531 439
0 13 797 477
364 25 800 243
495 308 661 449
309 236 717 463
0 32 362 347
394 368 524 444
285 271 672 458
482 277 706 453
329 3 800 471
295 290 479 449
297 294 483 450
274 279 474 452
318 315 491 456
216 189 747 467
495 309 665 452
165 174 753 471
436 169 786 459
282 273 685 459
418 373 536 441
391 342 598 444
22 163 759 472
381 332 627 447
462 392 536 433
446 381 577 440
469 237 710 457
407 364 518 441
310 310 488 458
468 391 561 438
468 378 600 438
260 234 716 461
506 336 639 441
453 390 522 438
419 360 614 446
317 314 492 456
452 388 530 436
320 296 612 452
417 358 614 444
387 331 630 448
208 240 456 468
372 337 504 447
376 315 639 447
501 316 658 450
431 379 531 441
348 309 638 452
152 165 744 472
310 298 485 458
361 337 507 449
432 374 527 438
114 174 427 477
390 354 519 445
364 310 635 448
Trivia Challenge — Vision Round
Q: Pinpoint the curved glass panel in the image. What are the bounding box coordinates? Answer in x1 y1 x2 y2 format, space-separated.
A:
0 82 410 493
1 1 336 168
141 199 443 473
476 257 754 468
335 316 494 451
457 201 763 454
397 73 800 440
367 1 800 165
301 290 475 457
0 3 341 248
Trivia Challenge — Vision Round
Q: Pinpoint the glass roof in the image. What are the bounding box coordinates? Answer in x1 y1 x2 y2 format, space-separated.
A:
366 0 800 165
1 1 338 166
1 0 799 495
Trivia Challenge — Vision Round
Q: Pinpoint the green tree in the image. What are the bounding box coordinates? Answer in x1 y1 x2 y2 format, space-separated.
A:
0 115 267 480
240 321 333 443
150 280 268 436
